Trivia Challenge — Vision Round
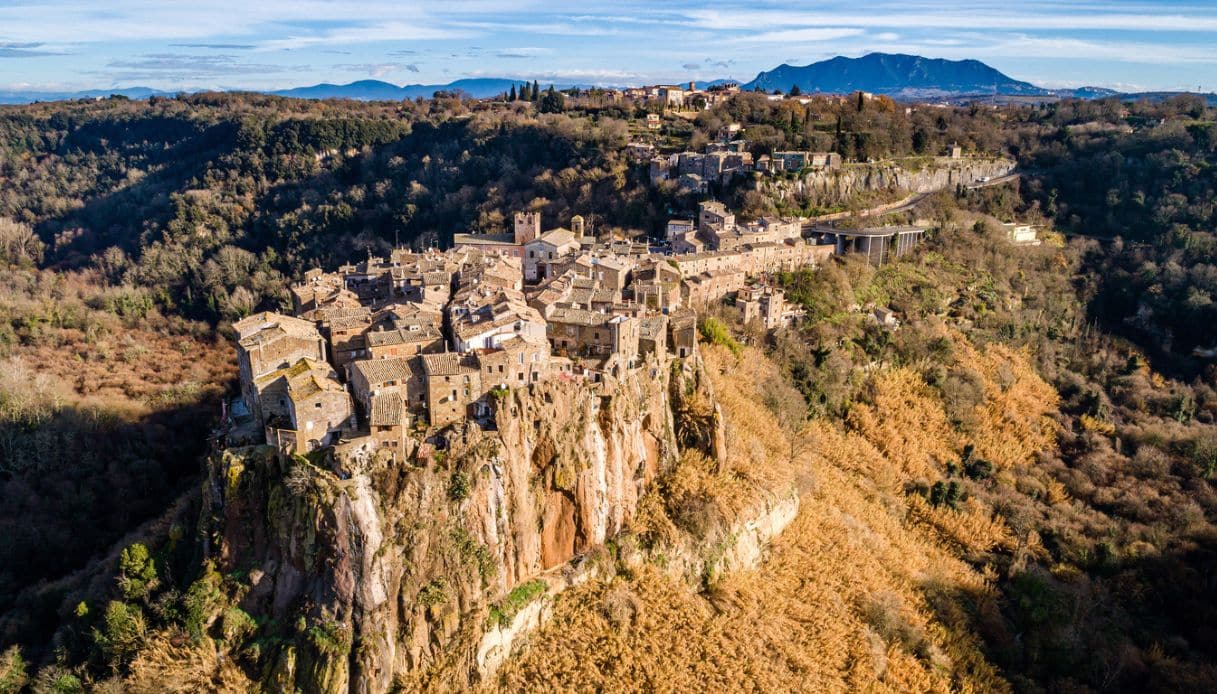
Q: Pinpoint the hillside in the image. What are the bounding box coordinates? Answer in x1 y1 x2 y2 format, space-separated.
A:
1 90 1217 692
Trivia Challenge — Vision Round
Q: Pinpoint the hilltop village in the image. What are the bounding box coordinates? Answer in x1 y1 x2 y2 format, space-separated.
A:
228 202 930 459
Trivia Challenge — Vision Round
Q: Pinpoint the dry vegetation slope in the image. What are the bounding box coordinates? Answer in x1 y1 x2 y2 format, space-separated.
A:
495 330 1058 692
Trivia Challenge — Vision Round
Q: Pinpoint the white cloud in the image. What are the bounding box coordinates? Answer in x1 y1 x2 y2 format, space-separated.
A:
728 27 865 44
682 5 1217 33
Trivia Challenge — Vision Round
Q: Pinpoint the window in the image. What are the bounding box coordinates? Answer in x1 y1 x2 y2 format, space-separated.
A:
315 402 322 408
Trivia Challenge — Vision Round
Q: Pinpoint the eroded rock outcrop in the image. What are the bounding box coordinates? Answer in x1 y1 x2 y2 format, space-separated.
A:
760 157 1016 208
200 352 725 692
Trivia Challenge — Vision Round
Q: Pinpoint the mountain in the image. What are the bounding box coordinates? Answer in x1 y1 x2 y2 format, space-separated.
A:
1057 86 1121 100
743 53 1046 98
0 86 176 105
271 77 525 100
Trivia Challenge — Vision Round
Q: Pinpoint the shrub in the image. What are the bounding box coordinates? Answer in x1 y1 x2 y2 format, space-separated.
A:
418 579 449 608
487 580 547 629
306 620 351 657
181 565 225 641
221 607 258 643
929 480 964 509
699 317 741 356
117 543 159 600
449 471 470 502
93 601 147 666
0 646 28 694
451 527 496 580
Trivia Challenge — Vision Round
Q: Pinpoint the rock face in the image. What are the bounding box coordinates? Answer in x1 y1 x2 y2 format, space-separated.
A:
760 157 1015 208
200 352 724 692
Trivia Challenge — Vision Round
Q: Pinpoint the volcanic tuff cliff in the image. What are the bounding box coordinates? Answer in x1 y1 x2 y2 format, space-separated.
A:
199 351 726 692
761 157 1015 209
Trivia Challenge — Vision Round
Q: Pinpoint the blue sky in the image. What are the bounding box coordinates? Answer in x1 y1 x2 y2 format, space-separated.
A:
1 1 1215 93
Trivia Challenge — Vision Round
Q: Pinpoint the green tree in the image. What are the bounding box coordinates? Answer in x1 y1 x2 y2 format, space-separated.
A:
117 543 158 600
0 646 28 694
508 84 517 101
539 86 566 114
93 601 147 667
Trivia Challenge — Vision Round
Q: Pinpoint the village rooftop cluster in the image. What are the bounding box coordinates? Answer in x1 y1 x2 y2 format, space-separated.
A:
228 198 918 460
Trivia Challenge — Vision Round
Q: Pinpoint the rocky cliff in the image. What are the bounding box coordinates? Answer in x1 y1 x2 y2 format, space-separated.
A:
761 157 1015 208
199 352 725 692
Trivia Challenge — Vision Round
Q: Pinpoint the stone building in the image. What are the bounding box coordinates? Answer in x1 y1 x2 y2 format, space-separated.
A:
738 285 799 330
365 324 445 360
668 310 698 359
546 309 640 363
233 311 328 424
422 353 482 428
348 356 427 421
263 358 355 454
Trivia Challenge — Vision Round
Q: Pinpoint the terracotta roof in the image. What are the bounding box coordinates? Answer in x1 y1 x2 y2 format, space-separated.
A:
234 311 318 341
366 325 443 348
452 232 517 246
421 352 477 376
548 307 612 327
350 357 417 385
369 393 405 427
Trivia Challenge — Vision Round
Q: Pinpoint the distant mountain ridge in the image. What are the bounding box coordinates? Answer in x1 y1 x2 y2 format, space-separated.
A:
743 53 1045 97
1 53 1213 105
270 78 527 100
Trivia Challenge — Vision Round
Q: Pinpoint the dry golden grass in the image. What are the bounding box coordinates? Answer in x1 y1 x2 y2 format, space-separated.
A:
492 338 1047 692
123 634 253 693
0 268 233 418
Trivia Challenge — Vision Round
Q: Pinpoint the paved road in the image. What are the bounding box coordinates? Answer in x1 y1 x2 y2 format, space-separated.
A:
964 171 1022 190
801 170 1023 232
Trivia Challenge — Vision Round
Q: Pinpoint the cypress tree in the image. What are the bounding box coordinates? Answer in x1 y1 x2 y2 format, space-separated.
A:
509 84 517 101
532 80 540 101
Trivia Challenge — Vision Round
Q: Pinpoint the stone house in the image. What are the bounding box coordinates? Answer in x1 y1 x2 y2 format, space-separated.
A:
476 336 550 389
683 268 746 307
638 314 669 361
738 286 798 330
263 358 355 454
365 323 445 360
368 392 409 454
234 311 328 425
668 309 698 358
697 200 735 235
546 309 640 363
348 356 427 420
450 293 547 352
320 309 373 368
524 228 580 282
422 353 482 428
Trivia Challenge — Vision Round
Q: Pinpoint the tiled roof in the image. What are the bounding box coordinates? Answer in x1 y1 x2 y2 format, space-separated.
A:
369 393 405 427
366 325 442 348
234 311 318 341
421 352 476 376
350 356 417 384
